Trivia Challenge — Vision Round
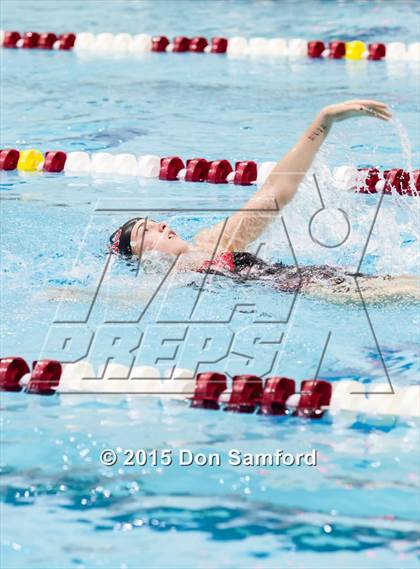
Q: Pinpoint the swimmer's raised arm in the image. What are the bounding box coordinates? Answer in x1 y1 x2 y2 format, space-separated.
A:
194 100 391 252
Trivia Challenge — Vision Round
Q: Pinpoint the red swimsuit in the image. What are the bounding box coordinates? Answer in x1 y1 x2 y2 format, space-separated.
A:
197 252 236 273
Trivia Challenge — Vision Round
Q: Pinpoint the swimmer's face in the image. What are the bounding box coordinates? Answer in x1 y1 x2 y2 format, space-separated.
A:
130 219 190 256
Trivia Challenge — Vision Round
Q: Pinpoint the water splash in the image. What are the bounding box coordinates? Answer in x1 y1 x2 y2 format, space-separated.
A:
263 120 419 277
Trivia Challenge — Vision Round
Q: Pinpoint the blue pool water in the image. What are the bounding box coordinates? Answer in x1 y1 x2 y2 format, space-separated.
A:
1 1 420 568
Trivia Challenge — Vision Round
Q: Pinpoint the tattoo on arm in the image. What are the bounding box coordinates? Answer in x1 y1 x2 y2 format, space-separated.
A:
308 123 328 141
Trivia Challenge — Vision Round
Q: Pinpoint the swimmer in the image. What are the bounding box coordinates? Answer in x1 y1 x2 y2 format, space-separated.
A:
109 100 419 302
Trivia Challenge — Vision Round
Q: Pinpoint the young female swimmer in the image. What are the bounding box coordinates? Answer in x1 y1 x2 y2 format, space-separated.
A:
109 100 419 302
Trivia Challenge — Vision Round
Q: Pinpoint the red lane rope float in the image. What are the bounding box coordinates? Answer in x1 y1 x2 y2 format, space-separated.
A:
224 375 264 413
260 376 296 415
2 31 419 61
0 357 61 395
151 36 169 52
0 148 20 170
44 150 67 172
207 159 233 184
0 357 30 392
185 158 210 182
26 360 62 395
190 372 227 410
1 147 419 195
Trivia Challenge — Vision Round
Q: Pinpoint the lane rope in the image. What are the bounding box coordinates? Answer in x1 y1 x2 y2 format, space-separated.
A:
1 147 419 195
2 31 420 61
1 357 418 420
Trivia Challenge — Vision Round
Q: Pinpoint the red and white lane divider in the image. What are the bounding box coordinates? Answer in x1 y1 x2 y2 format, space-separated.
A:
2 30 419 61
334 165 420 196
1 357 419 419
1 147 419 195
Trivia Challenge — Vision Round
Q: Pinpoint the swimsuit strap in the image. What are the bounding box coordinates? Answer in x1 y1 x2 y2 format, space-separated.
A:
197 251 235 273
197 251 269 275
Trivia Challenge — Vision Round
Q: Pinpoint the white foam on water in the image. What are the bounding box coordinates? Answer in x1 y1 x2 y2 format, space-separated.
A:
393 116 413 172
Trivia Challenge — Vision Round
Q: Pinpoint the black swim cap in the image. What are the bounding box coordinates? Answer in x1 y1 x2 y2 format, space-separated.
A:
109 218 143 257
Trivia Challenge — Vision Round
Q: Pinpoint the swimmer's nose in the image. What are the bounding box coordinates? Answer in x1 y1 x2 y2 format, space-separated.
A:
158 222 175 239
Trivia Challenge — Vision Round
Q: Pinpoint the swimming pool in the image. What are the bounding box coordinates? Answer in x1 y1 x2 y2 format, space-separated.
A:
1 1 420 568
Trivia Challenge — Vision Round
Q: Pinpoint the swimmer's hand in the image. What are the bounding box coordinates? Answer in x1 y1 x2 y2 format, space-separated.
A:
321 99 392 125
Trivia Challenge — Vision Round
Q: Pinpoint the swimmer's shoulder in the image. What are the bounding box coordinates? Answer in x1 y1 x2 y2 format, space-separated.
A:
193 230 228 252
193 222 251 253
